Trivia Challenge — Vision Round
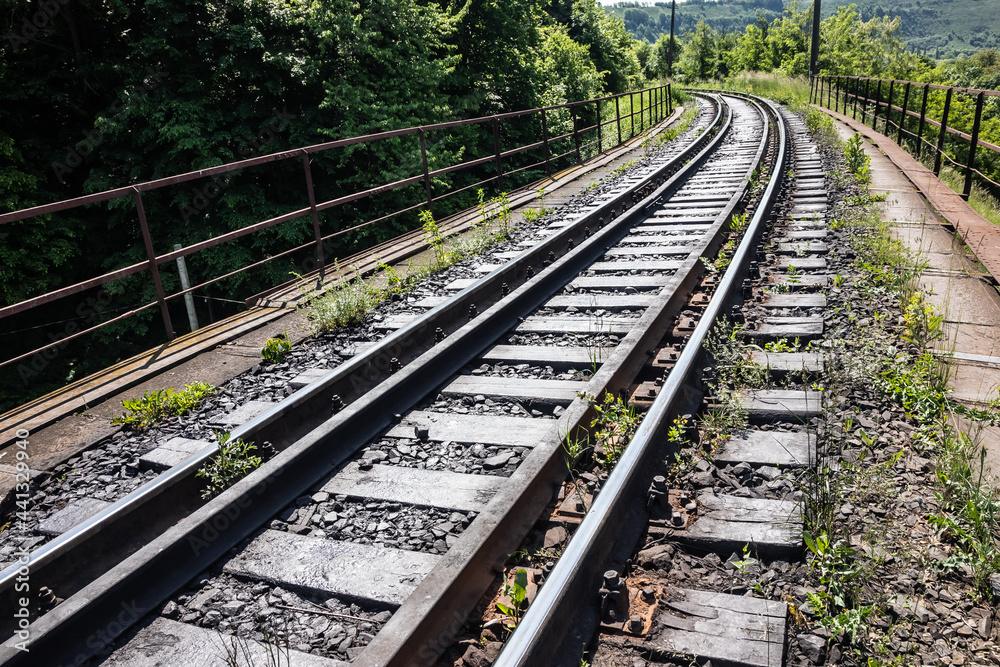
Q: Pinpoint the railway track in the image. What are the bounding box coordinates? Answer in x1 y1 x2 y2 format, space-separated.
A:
0 92 800 666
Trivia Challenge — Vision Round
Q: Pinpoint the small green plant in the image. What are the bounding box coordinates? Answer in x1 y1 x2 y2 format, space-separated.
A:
590 393 640 468
421 209 447 266
786 264 801 283
844 132 871 184
113 382 216 430
196 431 263 500
302 264 385 332
377 258 405 288
496 568 529 628
261 334 291 364
803 531 872 644
764 337 802 353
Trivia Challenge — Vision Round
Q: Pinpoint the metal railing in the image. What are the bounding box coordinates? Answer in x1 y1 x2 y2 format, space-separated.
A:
812 75 1000 198
0 84 672 372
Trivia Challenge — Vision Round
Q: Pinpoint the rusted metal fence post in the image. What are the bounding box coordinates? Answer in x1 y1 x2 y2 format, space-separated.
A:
933 87 953 176
667 84 672 115
301 152 326 285
916 84 930 158
541 110 551 176
853 77 860 119
417 130 433 213
835 77 841 114
133 188 175 341
964 91 985 199
571 107 582 164
615 95 622 146
898 82 911 145
885 79 895 135
630 92 636 138
861 78 869 124
872 79 883 129
491 117 505 192
596 99 603 152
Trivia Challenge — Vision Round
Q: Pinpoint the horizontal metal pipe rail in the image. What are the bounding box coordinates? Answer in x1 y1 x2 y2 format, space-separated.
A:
0 94 712 664
0 83 672 369
813 74 1000 197
495 92 787 666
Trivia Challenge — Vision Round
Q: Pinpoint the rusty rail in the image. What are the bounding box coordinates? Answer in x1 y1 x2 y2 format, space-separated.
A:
0 84 672 371
812 75 1000 199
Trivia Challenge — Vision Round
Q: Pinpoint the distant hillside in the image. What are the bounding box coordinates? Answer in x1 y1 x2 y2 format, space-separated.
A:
604 0 1000 60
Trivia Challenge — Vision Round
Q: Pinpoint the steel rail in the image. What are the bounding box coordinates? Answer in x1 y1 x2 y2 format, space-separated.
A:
358 95 762 667
494 93 788 667
0 98 726 663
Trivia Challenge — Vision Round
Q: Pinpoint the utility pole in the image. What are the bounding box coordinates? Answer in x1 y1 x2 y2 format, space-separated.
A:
667 0 676 78
809 0 821 77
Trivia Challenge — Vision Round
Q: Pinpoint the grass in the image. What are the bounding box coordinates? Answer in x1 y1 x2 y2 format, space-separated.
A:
196 431 263 500
112 382 215 430
303 190 517 334
688 72 812 112
936 165 1000 228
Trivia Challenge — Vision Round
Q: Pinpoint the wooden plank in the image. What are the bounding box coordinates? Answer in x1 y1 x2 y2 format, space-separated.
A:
715 429 816 468
604 246 692 257
649 588 787 667
776 257 828 270
760 294 826 308
742 389 823 422
588 260 682 273
322 462 502 511
515 315 637 335
480 345 612 368
542 294 655 310
749 351 823 374
441 376 584 403
570 276 669 290
386 410 556 447
224 531 439 606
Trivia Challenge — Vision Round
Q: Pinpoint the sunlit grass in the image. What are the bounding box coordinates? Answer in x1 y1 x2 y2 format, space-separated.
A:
686 72 812 111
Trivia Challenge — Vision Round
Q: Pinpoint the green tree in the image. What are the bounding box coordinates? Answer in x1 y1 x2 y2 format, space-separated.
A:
679 20 719 81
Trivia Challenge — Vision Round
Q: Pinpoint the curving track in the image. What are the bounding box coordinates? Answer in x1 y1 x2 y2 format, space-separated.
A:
0 93 795 667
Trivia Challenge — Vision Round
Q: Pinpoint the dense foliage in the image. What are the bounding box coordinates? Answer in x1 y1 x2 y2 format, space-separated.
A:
607 0 1000 60
0 0 647 410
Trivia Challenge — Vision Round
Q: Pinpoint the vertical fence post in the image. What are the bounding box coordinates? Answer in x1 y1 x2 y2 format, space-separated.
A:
885 79 895 136
301 152 326 286
491 117 505 192
417 130 433 213
826 76 832 109
964 91 985 199
630 92 636 138
872 79 883 129
933 87 953 176
809 76 816 105
853 78 860 119
417 131 432 206
898 82 911 145
916 84 930 159
132 188 174 341
667 84 672 115
571 106 582 164
541 110 551 177
597 99 603 153
835 77 841 114
615 95 622 146
861 79 869 124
